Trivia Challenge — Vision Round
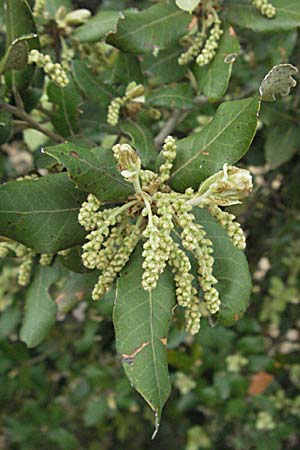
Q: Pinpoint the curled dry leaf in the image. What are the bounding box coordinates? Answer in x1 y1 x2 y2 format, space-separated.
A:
259 64 298 102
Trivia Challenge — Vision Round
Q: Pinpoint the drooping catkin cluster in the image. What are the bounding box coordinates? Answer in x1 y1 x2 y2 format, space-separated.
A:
196 15 223 67
252 0 276 19
78 136 253 334
28 49 69 87
0 242 35 286
178 9 223 67
107 82 145 126
0 241 61 287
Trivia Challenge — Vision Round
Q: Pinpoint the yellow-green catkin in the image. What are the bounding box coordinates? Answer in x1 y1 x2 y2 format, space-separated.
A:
78 194 101 231
196 15 223 67
142 194 174 291
107 97 125 126
169 242 201 334
159 136 177 184
252 0 276 18
0 243 9 258
209 205 246 250
28 50 69 87
175 203 220 315
33 0 45 18
92 221 141 300
107 82 144 127
178 32 205 66
39 253 54 266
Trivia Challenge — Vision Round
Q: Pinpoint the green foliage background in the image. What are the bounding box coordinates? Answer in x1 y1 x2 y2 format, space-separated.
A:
0 1 300 449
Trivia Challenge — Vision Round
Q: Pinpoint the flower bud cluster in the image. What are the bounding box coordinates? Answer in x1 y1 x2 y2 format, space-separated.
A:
107 82 144 126
78 194 101 231
81 208 124 270
255 411 275 431
74 42 108 74
169 242 201 334
159 136 177 183
18 254 34 286
92 221 141 300
107 97 125 127
142 194 174 291
0 242 9 258
28 50 69 88
112 143 141 180
209 205 246 250
39 253 54 266
194 164 253 207
196 17 223 67
252 0 276 18
77 136 252 333
33 0 45 18
178 32 205 66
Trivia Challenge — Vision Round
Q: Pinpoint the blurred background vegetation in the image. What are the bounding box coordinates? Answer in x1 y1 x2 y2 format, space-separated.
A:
0 0 300 449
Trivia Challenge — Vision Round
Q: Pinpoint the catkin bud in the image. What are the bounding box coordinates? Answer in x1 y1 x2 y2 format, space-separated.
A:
196 17 223 67
194 164 253 207
159 136 177 184
28 50 69 87
112 143 141 179
252 0 276 19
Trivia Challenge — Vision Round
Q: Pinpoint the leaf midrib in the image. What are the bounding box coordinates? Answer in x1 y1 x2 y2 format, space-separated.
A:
170 98 254 179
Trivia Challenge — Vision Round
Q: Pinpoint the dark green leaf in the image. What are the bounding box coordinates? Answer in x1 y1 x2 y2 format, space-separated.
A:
73 10 120 42
114 53 144 85
4 0 38 90
59 246 90 273
142 46 186 85
0 34 36 74
0 110 12 144
45 142 134 202
265 124 300 167
170 95 260 191
0 306 20 339
120 119 157 170
72 60 116 108
0 173 86 253
55 271 99 318
20 265 60 348
194 25 240 101
113 245 175 432
224 0 300 32
194 208 252 326
107 4 190 54
146 83 194 109
47 77 81 138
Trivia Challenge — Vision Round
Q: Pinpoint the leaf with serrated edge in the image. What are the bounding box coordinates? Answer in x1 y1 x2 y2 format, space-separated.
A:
113 245 175 438
259 64 298 102
170 95 260 192
20 265 60 348
193 208 252 325
120 119 157 170
107 3 190 54
45 143 134 202
224 0 300 33
0 173 86 253
194 25 240 101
